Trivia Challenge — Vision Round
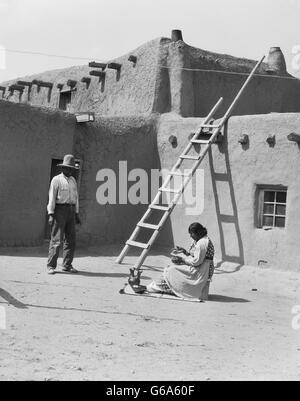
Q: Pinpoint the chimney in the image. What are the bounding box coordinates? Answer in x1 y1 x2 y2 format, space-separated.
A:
267 47 287 74
171 30 183 42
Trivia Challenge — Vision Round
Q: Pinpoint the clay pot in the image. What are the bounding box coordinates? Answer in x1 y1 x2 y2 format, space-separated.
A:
128 268 142 287
267 47 287 74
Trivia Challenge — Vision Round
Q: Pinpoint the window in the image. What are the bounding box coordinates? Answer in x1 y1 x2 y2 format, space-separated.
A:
257 187 287 229
59 90 72 111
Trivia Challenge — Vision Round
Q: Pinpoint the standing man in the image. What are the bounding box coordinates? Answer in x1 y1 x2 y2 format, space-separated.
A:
47 155 81 275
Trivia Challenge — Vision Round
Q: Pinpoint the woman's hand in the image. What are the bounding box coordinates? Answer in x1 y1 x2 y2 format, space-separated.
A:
190 266 198 274
175 246 188 255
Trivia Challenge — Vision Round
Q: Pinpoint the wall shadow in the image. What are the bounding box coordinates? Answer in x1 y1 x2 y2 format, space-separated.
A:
0 288 28 309
208 122 245 269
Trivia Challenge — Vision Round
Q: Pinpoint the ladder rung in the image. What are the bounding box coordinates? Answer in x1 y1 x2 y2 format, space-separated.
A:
180 155 200 161
168 171 191 177
201 124 220 129
138 222 160 230
126 240 149 249
159 187 181 194
149 204 170 211
191 139 210 144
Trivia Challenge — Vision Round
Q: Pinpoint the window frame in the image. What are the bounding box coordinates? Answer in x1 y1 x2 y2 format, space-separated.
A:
256 186 288 230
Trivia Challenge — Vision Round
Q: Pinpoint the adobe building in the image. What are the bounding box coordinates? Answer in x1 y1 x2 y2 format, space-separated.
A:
1 30 300 271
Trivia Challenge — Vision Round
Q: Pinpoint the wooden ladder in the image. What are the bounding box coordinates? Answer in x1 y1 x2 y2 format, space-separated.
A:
117 56 265 270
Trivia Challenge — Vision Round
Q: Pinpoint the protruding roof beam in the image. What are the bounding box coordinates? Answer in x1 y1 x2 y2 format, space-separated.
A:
81 77 91 84
107 62 121 71
89 70 106 79
9 84 25 93
128 55 137 64
67 80 77 88
288 133 300 144
32 80 53 89
89 62 107 70
17 80 33 87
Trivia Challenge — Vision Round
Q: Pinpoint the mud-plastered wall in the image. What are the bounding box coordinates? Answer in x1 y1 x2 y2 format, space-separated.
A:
73 115 175 247
3 35 300 121
156 113 300 271
191 71 300 118
167 41 300 118
0 101 76 246
1 38 168 117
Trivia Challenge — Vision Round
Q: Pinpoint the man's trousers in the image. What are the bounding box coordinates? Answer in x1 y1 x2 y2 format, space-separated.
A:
47 205 76 269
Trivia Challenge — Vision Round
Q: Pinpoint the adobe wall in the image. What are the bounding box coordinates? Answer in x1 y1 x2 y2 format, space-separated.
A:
0 101 76 246
166 41 300 117
1 38 167 117
72 115 174 246
1 99 300 271
2 35 300 119
191 70 300 118
156 113 300 272
0 101 166 247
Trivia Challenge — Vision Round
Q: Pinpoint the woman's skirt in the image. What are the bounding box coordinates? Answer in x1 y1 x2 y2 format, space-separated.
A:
147 260 212 300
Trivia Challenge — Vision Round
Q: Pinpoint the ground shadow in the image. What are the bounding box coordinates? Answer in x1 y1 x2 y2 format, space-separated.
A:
24 303 179 322
0 243 170 258
209 121 245 270
0 288 28 309
214 265 242 275
208 294 250 303
55 271 151 280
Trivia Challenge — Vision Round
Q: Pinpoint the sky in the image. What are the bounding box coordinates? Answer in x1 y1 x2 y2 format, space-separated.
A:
0 0 300 82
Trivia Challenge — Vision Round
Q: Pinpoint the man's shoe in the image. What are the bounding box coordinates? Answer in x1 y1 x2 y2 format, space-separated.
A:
62 266 78 274
47 268 56 275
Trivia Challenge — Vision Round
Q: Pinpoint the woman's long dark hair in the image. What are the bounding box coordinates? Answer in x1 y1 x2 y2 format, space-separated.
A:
188 222 208 240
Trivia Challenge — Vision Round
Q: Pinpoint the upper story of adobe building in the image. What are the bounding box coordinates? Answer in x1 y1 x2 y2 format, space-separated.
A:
1 30 300 119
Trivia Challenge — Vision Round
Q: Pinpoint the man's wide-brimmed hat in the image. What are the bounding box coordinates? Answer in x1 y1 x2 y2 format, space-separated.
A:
57 155 79 170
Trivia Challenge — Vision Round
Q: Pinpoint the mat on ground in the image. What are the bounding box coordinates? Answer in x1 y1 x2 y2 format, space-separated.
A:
119 284 204 303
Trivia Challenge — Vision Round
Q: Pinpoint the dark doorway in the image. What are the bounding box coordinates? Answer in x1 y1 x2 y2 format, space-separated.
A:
45 158 81 239
59 90 72 111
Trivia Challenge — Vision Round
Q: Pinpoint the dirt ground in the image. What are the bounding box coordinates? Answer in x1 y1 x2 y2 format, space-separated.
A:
0 244 299 382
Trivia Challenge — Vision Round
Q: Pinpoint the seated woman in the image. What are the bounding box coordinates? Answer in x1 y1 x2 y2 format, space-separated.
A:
147 223 215 301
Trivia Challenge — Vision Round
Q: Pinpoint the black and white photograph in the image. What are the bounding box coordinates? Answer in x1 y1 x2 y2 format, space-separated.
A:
0 0 299 384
